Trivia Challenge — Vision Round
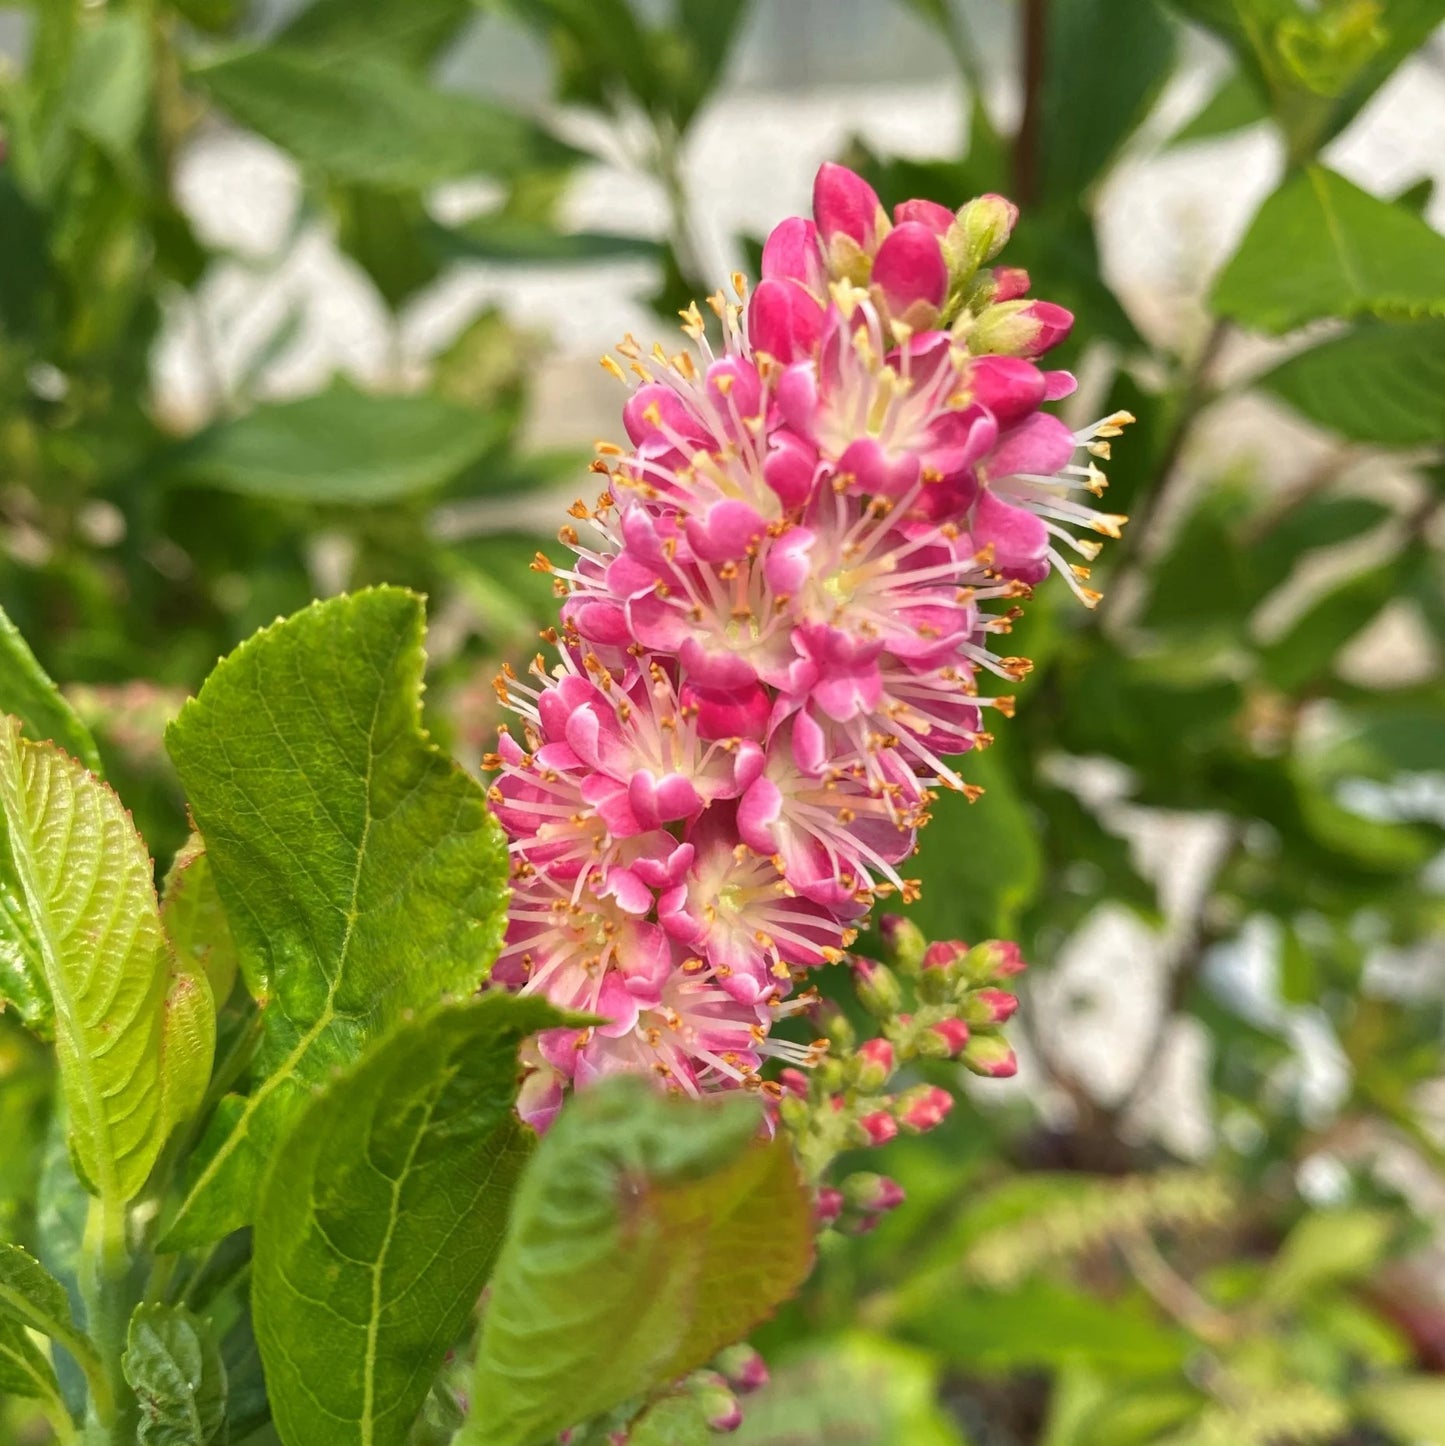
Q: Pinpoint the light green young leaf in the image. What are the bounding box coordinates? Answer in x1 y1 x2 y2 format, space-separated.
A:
1213 166 1445 333
160 588 510 1248
161 836 241 1007
64 13 152 164
0 720 205 1203
254 994 563 1446
466 1077 814 1446
1262 1207 1397 1304
161 379 510 504
0 604 102 775
1357 1375 1445 1440
1258 319 1445 446
0 1243 99 1379
0 1314 62 1403
192 47 579 191
1170 69 1269 145
122 1303 228 1446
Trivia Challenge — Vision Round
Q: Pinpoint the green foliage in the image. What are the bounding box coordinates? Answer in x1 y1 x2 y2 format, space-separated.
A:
253 995 561 1446
467 1078 814 1446
160 588 509 1247
122 1304 228 1446
0 604 102 775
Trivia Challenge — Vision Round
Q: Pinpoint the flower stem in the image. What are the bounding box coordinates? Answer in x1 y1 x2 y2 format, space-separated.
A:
78 1195 130 1438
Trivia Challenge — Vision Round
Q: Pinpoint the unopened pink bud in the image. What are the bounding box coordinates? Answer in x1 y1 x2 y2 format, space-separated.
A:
716 1344 770 1395
878 914 926 972
962 1032 1018 1078
929 1017 971 1056
871 221 948 326
691 1372 743 1433
922 939 968 971
853 958 902 1016
893 197 955 236
898 1084 954 1133
778 1066 810 1098
965 355 1047 429
761 214 826 294
815 1186 844 1226
1018 300 1073 357
969 298 1070 358
855 1036 896 1086
748 277 825 364
813 162 886 250
991 266 1031 302
970 988 1019 1025
949 193 1019 273
844 1171 906 1213
856 1109 899 1147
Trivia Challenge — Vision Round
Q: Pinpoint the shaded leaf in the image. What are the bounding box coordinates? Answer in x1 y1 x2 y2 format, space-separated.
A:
466 1078 813 1446
1170 68 1270 144
1257 319 1445 446
122 1303 228 1446
0 603 102 774
254 995 561 1446
1357 1375 1445 1440
160 589 510 1246
64 14 152 166
160 837 241 1011
0 1315 62 1403
161 379 510 504
279 0 476 67
1262 1208 1397 1304
192 47 579 191
430 215 661 265
1213 166 1445 334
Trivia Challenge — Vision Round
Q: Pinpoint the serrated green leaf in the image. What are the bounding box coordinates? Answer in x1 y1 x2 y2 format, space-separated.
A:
161 837 241 1009
161 379 510 504
0 719 206 1203
0 1314 62 1402
192 47 579 191
0 1243 96 1375
254 994 562 1446
465 1078 814 1446
1258 319 1445 445
160 588 510 1247
0 604 102 775
1213 166 1445 333
123 1303 228 1446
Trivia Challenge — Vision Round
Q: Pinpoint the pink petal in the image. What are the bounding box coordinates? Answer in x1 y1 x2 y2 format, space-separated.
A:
812 162 885 248
872 221 948 314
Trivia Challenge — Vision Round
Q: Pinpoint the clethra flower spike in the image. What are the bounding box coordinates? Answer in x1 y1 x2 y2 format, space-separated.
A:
489 163 1127 1122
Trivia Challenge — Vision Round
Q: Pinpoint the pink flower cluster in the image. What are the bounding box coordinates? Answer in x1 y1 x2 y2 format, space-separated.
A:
488 163 1129 1129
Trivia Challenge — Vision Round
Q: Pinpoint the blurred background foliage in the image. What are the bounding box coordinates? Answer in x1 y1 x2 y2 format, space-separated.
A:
2 0 1444 1443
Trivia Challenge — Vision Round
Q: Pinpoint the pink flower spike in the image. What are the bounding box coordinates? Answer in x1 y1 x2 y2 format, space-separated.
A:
813 161 886 251
898 1084 954 1133
871 221 948 326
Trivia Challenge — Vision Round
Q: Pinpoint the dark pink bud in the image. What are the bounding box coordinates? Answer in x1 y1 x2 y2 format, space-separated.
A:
815 1186 845 1226
778 1066 810 1098
991 265 1031 302
973 988 1019 1025
748 278 825 363
922 939 968 971
813 161 885 249
1020 300 1074 356
716 1344 770 1395
976 939 1028 980
691 1372 743 1433
845 1171 906 1213
761 214 826 294
929 1017 971 1056
898 1084 954 1133
962 1033 1019 1078
856 1109 899 1147
893 197 955 236
853 1037 895 1090
871 221 948 319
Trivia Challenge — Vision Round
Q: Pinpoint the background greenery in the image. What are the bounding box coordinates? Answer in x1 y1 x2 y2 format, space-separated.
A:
1 0 1443 1442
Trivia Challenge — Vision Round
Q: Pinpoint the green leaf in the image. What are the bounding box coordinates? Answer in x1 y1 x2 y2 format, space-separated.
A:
1170 69 1270 145
333 186 443 312
160 588 510 1247
279 0 476 67
122 1303 228 1446
1262 1207 1396 1304
161 379 510 504
64 14 152 165
0 1314 62 1403
465 1078 814 1446
0 1244 94 1368
0 719 205 1203
1040 0 1175 199
1257 319 1445 446
1357 1375 1445 1440
903 744 1043 942
1213 166 1445 333
160 837 241 1009
192 48 579 191
429 215 661 265
0 604 102 775
253 995 562 1446
730 1335 967 1446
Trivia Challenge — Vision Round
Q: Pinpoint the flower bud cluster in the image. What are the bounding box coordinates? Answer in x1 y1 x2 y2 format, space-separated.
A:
780 917 1025 1234
488 162 1117 1125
